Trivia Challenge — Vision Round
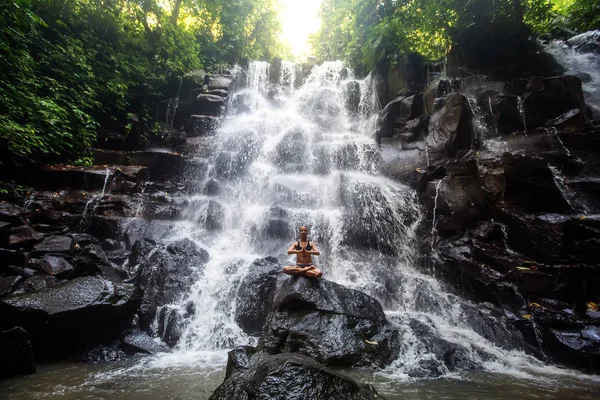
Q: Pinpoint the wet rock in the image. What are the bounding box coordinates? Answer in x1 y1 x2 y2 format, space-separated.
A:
77 345 125 363
376 94 424 141
201 200 225 231
8 225 42 248
39 255 74 278
135 238 209 332
491 95 525 134
210 352 384 400
0 276 22 297
423 78 453 114
235 257 280 335
194 93 225 116
546 326 600 369
208 75 233 91
18 275 59 292
225 346 259 379
524 75 587 128
156 305 184 347
502 153 573 213
0 327 35 378
546 109 585 133
344 81 361 114
185 115 221 137
426 93 472 163
73 244 120 280
0 276 140 357
259 276 400 368
121 330 168 355
32 235 73 255
0 248 29 267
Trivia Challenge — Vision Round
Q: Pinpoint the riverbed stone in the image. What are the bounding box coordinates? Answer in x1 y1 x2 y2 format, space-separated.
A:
0 276 140 357
259 276 400 368
210 352 384 400
234 257 280 335
134 238 209 332
32 235 73 255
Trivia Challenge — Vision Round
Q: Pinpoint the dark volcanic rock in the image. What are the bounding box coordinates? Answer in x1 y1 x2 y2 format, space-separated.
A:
426 93 472 163
39 255 74 278
0 327 35 378
0 276 22 297
121 330 168 355
8 225 42 248
376 94 424 141
235 257 280 335
186 115 221 137
0 276 140 357
135 238 209 332
201 200 225 231
524 75 587 128
211 351 384 400
32 235 73 255
259 276 400 368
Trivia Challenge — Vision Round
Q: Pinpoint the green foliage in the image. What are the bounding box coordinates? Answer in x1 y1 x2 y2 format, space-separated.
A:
310 0 598 71
0 0 282 173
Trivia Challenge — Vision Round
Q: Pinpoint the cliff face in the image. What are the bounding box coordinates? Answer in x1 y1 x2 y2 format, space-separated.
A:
375 31 600 370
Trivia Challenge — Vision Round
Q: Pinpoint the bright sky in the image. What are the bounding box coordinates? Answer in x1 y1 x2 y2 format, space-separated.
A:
279 0 322 60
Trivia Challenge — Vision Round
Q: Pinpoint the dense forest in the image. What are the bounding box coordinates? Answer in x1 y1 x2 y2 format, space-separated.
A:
0 0 281 176
1 0 599 181
310 0 600 70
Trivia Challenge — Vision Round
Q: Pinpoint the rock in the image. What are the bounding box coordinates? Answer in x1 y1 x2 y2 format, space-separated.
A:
259 276 400 368
201 200 225 231
208 75 233 91
156 305 185 347
194 93 225 116
32 235 73 255
546 109 585 133
235 257 280 335
423 78 453 114
39 255 74 278
136 238 209 332
0 327 35 378
8 225 42 248
210 352 384 400
18 275 59 292
121 330 168 355
185 115 221 137
0 248 29 267
0 276 22 297
524 75 587 128
376 94 424 141
77 345 125 363
501 153 573 213
426 93 472 163
40 166 148 191
73 244 120 280
0 276 140 357
0 202 25 225
225 346 259 379
491 95 525 135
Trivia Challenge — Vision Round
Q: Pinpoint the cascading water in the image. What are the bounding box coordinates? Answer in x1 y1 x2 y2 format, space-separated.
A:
544 33 600 114
138 61 584 381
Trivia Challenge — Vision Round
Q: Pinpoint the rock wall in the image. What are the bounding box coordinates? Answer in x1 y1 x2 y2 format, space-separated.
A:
376 32 600 371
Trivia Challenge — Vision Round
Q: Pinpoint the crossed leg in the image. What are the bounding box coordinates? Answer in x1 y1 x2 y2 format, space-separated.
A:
283 265 323 279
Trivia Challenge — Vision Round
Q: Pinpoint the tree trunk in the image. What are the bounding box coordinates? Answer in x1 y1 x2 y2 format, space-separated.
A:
171 0 183 25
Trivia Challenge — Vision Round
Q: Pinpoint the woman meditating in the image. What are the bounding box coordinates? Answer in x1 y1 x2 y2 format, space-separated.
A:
283 226 323 278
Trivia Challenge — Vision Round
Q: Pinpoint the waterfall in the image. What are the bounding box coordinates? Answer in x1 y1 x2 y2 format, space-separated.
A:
147 61 571 379
543 33 600 114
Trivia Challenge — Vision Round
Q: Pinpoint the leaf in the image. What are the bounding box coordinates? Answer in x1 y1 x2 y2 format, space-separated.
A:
365 339 378 345
523 314 532 320
529 302 541 308
587 302 598 311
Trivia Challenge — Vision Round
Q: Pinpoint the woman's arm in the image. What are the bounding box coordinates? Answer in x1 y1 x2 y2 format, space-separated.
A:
287 242 301 255
306 242 320 255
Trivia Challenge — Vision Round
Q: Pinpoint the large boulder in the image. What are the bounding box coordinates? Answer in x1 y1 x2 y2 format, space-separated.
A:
235 257 280 335
0 327 36 378
132 238 209 332
211 350 384 400
259 276 401 368
0 276 140 357
523 75 587 128
426 93 472 163
376 94 424 141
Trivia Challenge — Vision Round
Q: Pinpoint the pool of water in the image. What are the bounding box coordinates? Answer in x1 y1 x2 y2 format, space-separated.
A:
2 355 600 400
